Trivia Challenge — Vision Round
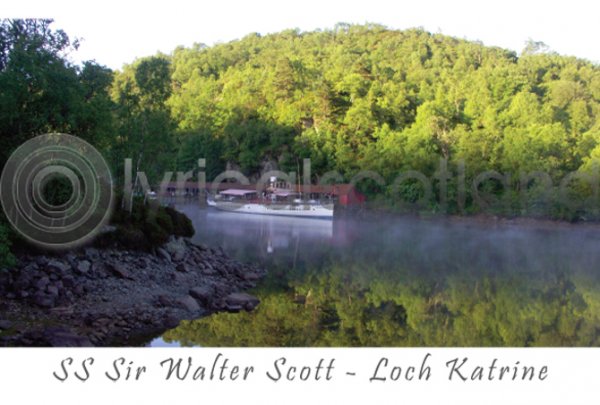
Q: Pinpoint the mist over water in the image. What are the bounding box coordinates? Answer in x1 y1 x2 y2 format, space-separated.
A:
154 206 600 347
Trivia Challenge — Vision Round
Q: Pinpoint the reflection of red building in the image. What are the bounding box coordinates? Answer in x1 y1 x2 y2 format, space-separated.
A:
160 182 366 206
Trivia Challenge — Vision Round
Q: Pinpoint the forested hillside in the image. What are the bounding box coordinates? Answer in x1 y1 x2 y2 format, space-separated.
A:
2 20 600 220
165 24 600 211
166 23 600 186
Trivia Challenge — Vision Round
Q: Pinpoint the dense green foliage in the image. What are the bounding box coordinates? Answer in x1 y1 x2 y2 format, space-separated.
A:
96 198 194 250
0 19 115 162
110 55 177 181
0 19 183 258
2 20 600 210
0 218 15 270
164 24 600 217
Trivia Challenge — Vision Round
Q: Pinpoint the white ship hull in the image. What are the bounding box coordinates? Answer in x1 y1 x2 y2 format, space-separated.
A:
207 200 334 218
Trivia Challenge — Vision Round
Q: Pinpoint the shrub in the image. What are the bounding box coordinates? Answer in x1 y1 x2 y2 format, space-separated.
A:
0 221 16 270
164 206 195 237
97 197 195 250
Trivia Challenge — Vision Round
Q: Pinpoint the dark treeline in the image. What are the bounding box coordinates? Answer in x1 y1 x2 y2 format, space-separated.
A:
1 19 600 266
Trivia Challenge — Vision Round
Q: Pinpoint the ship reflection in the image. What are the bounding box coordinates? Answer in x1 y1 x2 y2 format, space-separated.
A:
175 206 336 257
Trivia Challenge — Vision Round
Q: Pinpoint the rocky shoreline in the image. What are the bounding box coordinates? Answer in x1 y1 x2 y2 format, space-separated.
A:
0 237 266 346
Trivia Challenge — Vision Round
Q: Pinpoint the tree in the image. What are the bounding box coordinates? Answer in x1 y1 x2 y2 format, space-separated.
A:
111 56 176 183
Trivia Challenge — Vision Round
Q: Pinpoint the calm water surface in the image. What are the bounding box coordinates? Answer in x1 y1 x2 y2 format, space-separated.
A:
152 206 600 347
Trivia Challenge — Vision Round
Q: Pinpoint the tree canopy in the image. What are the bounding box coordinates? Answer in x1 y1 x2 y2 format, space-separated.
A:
1 20 600 269
163 24 599 216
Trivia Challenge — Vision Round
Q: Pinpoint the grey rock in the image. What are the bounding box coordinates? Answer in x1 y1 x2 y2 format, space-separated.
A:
32 292 55 308
22 263 39 273
107 262 133 280
201 261 217 275
76 260 91 274
74 285 85 296
165 237 186 262
98 225 117 234
14 273 33 290
224 304 244 313
163 313 180 329
62 275 75 288
85 247 100 260
0 320 12 330
50 306 74 316
175 295 201 312
34 276 50 290
176 263 190 273
157 295 172 307
46 285 59 297
156 248 171 262
242 272 262 282
189 286 213 304
170 272 187 283
224 292 260 311
47 259 70 274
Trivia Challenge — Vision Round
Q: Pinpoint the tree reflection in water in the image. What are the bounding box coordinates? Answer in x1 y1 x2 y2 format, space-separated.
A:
159 208 600 347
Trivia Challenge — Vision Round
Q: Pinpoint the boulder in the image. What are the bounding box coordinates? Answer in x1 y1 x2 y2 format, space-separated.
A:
76 260 91 275
50 306 74 316
175 295 201 312
74 285 85 296
224 292 260 311
165 237 186 262
47 259 70 274
201 261 217 275
14 272 34 290
22 263 39 273
163 313 180 329
170 272 187 283
189 286 213 304
156 247 171 263
34 276 50 290
224 304 244 313
176 263 191 273
46 285 60 297
107 262 133 280
84 247 99 259
242 272 262 282
31 291 55 308
61 275 75 288
157 295 172 307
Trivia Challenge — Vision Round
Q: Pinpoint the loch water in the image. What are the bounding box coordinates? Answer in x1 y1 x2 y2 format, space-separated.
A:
152 206 600 347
